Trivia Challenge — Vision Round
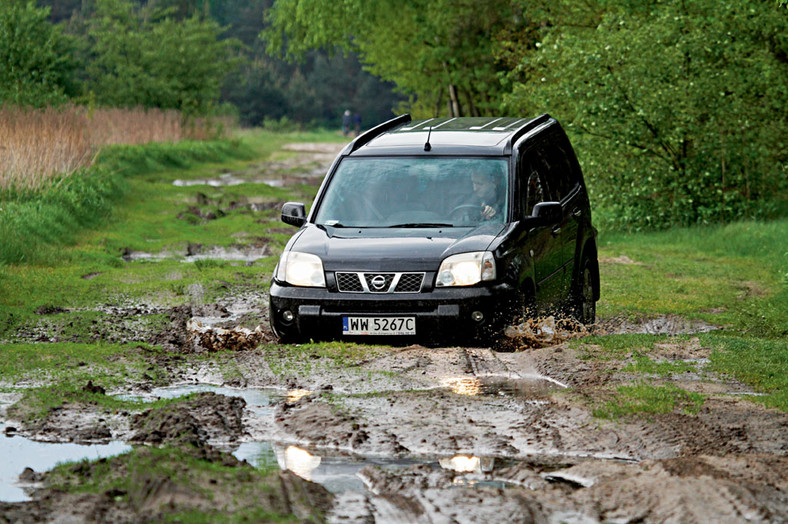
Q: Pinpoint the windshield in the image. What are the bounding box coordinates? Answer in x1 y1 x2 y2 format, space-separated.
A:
314 157 509 228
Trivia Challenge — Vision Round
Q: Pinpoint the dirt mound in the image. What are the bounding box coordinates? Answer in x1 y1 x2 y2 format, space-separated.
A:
2 446 332 523
151 304 274 352
131 392 246 447
186 319 270 352
275 395 409 456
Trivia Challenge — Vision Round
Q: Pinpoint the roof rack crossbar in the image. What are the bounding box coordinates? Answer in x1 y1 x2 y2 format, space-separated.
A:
506 113 553 151
348 114 412 154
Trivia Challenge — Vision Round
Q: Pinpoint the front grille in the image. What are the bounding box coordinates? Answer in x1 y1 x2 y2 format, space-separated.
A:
335 272 425 293
336 272 363 292
394 273 424 293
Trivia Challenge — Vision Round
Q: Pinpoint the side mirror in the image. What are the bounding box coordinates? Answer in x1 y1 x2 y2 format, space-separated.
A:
281 202 306 227
531 201 562 225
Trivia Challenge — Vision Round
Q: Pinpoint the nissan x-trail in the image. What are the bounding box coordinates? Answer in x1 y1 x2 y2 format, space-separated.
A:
269 114 599 343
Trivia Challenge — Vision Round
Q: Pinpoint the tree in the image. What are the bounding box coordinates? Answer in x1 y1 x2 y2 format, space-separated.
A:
502 0 788 229
0 1 76 107
83 0 239 114
263 0 531 117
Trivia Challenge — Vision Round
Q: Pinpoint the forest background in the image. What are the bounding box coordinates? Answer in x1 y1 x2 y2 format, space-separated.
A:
1 0 786 230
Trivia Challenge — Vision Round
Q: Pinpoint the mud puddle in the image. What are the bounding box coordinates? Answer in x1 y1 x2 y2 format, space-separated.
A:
171 142 344 188
442 374 565 400
122 245 269 263
0 428 130 502
119 383 282 418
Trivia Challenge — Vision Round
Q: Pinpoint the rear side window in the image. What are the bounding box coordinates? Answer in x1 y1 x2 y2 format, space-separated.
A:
519 152 548 216
524 134 580 202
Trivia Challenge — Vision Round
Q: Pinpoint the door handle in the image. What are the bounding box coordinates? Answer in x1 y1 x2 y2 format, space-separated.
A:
551 227 562 236
573 209 582 217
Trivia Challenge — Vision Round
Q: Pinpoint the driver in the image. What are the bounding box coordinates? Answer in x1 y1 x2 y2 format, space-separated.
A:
471 170 504 221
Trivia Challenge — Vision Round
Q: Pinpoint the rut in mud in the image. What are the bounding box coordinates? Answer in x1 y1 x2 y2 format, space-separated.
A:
2 141 786 523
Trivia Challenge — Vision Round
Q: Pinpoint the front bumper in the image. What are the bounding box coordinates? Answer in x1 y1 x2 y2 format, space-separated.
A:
269 280 519 342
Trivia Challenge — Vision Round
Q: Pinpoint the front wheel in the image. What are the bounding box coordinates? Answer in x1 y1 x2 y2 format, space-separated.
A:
573 257 597 325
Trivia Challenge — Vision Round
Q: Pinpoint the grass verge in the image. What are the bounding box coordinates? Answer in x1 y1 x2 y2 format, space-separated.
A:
0 139 254 265
583 218 788 414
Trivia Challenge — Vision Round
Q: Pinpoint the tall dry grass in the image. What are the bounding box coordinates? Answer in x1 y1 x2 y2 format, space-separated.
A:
0 106 92 191
0 105 235 191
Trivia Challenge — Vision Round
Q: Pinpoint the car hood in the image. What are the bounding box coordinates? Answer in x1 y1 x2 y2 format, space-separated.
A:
289 223 505 271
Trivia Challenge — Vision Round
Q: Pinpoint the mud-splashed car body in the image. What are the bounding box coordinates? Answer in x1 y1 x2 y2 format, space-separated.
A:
269 114 599 342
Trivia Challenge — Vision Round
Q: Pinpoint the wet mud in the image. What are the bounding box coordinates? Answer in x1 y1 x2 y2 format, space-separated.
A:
3 143 787 522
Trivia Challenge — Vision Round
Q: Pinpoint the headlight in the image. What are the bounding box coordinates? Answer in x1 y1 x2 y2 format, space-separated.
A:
276 252 326 287
436 251 496 287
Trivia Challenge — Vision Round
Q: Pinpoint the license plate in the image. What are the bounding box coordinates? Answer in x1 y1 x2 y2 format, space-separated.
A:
342 316 416 335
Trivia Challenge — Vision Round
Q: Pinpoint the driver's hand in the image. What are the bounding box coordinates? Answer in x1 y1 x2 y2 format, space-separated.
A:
481 203 496 219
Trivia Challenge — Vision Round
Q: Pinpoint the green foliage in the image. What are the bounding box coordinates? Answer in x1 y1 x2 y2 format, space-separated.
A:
81 0 240 114
0 1 76 106
263 0 528 117
503 0 788 229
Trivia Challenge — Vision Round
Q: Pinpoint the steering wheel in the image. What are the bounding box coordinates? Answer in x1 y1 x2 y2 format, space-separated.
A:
449 204 480 223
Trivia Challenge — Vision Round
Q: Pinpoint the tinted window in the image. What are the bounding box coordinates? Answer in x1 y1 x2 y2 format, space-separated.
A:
540 135 579 201
519 153 547 216
314 157 509 227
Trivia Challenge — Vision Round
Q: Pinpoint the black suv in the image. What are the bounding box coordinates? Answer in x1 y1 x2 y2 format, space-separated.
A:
269 114 599 343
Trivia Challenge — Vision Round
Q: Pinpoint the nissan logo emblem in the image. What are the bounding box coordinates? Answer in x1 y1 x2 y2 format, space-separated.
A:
370 275 387 290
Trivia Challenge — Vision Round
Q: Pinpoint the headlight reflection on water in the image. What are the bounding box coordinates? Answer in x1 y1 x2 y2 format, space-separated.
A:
279 445 321 481
286 389 312 403
442 377 482 396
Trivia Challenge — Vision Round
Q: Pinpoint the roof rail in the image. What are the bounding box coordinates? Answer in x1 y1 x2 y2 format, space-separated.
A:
347 114 412 154
505 113 553 152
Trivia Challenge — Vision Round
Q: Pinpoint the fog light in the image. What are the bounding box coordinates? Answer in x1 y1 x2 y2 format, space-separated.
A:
282 310 295 323
471 311 484 322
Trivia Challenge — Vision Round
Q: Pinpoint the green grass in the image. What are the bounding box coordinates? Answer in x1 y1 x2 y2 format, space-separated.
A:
0 129 341 339
706 332 788 411
6 384 171 424
597 218 788 338
581 218 788 412
593 383 705 419
0 140 256 266
45 446 312 523
0 342 164 385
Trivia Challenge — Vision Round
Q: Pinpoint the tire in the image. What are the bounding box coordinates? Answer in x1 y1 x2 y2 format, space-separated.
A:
573 256 597 325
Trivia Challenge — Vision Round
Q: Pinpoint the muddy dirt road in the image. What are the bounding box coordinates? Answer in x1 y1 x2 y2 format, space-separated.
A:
1 141 787 523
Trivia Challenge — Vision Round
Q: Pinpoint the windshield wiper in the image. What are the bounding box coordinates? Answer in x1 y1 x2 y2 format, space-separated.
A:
388 223 453 228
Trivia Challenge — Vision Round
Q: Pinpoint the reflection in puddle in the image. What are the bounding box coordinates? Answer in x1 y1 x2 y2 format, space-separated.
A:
235 443 432 493
447 377 482 396
119 384 281 417
0 432 130 502
440 455 487 473
443 375 566 398
286 389 312 403
173 173 246 187
182 246 269 263
236 443 520 494
280 446 322 481
123 246 269 264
